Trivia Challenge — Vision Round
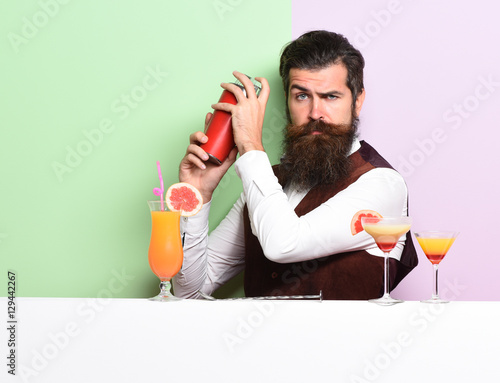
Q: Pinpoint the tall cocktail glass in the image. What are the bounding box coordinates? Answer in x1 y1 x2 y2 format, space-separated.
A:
147 201 183 301
361 216 412 306
415 231 458 304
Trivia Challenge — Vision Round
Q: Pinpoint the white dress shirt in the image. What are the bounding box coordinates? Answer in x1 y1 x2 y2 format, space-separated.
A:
173 139 408 298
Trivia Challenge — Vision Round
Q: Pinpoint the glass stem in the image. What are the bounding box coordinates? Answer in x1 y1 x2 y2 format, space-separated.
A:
383 253 390 298
159 280 172 297
432 264 440 299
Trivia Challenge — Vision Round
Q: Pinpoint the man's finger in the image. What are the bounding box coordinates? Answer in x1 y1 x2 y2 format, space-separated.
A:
189 131 208 145
255 76 270 105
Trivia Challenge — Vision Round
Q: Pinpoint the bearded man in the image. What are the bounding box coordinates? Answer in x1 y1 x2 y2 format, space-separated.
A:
173 30 418 300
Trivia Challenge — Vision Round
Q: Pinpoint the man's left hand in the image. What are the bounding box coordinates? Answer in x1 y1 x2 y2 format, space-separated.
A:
211 71 270 155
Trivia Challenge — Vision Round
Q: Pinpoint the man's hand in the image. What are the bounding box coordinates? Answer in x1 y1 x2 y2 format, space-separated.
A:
179 113 237 203
212 71 270 155
179 71 269 203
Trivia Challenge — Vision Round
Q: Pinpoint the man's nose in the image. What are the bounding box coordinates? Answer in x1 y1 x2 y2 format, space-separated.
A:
308 99 324 121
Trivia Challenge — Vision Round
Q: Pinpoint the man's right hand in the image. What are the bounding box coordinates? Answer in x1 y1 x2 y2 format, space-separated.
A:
179 113 237 204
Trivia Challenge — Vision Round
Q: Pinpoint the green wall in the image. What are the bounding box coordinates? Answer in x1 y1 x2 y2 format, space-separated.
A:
0 1 291 298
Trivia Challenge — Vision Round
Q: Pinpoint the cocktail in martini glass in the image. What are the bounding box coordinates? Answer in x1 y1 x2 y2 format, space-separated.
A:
361 216 412 305
415 231 458 303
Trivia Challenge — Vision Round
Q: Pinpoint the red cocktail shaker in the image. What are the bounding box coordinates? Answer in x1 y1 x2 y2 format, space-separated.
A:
201 76 261 165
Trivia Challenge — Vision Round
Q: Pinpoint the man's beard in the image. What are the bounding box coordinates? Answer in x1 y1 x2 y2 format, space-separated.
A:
279 118 358 191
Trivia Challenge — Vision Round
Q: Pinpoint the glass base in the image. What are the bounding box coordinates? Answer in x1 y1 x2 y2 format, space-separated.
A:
369 295 404 306
149 294 182 302
421 297 449 304
149 280 182 302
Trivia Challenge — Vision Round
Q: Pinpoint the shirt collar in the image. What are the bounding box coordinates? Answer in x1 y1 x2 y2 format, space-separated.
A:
349 137 361 156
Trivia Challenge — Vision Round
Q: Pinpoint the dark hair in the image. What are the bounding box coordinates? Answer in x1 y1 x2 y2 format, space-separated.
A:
279 30 365 106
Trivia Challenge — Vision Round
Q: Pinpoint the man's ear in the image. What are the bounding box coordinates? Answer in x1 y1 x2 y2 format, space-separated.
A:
354 88 366 117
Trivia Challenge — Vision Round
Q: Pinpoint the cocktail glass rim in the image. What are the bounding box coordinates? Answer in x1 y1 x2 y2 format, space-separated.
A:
361 216 412 225
414 230 460 238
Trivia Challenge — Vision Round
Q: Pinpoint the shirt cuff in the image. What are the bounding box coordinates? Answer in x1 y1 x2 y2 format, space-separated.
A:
180 200 211 234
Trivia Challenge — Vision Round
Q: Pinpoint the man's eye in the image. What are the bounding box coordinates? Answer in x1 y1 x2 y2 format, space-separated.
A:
296 93 308 100
327 94 337 100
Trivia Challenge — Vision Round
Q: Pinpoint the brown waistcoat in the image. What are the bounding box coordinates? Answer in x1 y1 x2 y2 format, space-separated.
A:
243 141 418 300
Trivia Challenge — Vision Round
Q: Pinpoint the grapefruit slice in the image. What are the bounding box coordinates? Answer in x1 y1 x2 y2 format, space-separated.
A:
165 182 203 217
350 210 382 235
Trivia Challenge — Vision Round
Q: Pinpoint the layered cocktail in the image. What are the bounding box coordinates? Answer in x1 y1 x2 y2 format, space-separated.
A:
362 216 412 305
415 231 458 303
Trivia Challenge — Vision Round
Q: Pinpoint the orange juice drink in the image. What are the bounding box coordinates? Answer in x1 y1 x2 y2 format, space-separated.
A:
148 211 183 281
416 237 456 264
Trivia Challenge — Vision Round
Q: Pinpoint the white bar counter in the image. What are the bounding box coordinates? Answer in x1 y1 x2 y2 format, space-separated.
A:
2 298 500 382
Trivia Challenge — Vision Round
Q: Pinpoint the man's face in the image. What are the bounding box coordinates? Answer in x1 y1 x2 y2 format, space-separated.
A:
287 63 365 128
279 63 366 190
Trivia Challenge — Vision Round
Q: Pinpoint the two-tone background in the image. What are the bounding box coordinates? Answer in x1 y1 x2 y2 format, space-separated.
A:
1 0 499 301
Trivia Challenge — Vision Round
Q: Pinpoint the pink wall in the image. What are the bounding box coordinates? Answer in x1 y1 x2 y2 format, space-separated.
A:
292 0 500 300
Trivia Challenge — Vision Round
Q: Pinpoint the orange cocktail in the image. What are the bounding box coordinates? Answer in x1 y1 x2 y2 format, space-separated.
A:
415 237 456 265
147 201 183 301
148 210 183 281
415 231 459 303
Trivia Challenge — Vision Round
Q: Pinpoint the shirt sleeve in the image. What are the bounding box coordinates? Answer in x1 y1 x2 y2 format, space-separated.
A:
235 150 409 264
173 194 247 298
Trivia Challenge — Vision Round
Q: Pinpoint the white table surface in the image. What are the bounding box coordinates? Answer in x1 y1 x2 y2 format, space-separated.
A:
2 297 500 382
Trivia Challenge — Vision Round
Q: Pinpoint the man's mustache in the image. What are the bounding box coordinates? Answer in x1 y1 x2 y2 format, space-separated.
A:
287 120 352 139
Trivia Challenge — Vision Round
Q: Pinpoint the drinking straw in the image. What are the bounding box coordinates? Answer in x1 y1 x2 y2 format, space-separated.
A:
153 161 164 211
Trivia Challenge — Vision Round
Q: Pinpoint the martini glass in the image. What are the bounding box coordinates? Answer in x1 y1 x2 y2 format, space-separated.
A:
415 231 458 304
147 201 184 301
361 216 412 306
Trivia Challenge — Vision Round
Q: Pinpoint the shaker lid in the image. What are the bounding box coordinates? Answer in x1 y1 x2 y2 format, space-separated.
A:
233 75 262 97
